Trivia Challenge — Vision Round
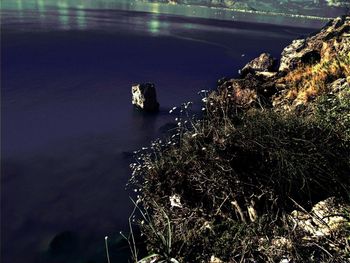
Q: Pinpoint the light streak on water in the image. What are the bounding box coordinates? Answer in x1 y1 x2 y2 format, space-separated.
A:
76 4 86 30
57 0 70 30
37 0 45 19
16 0 23 20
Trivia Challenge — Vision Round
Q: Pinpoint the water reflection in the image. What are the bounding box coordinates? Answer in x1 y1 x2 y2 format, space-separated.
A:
15 0 23 21
37 0 45 18
1 0 329 29
76 6 86 30
57 1 70 30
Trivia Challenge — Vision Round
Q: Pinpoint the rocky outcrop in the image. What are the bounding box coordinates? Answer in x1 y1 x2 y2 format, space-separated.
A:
279 16 350 72
240 53 277 77
253 197 350 263
132 83 159 112
289 197 349 237
215 70 278 108
215 16 349 111
272 16 350 109
212 77 258 108
328 77 350 93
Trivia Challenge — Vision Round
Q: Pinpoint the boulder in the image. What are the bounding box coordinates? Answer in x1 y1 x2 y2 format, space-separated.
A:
240 53 277 77
279 39 306 72
215 77 258 108
217 73 278 107
289 197 349 237
327 78 350 93
210 255 223 263
132 83 159 112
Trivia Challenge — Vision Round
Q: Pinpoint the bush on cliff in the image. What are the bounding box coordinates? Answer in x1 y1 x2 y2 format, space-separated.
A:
129 91 350 262
313 80 350 141
128 17 350 263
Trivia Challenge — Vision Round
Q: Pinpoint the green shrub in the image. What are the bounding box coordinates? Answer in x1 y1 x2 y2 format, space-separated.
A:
126 61 350 261
313 82 350 141
129 96 349 261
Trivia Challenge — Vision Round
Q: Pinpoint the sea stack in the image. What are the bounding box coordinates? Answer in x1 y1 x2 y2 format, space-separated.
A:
131 83 159 112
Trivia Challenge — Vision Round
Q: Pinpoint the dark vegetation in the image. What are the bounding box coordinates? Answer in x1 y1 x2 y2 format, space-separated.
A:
127 86 349 262
126 19 350 263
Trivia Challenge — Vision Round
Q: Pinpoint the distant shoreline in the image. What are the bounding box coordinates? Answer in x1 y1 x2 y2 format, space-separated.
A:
1 0 336 29
124 2 332 29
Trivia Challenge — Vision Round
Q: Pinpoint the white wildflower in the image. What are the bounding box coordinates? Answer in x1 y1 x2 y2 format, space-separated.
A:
280 258 290 263
169 194 182 208
169 106 177 113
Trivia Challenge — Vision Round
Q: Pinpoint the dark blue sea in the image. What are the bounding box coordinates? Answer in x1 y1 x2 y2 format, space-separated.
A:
1 1 316 262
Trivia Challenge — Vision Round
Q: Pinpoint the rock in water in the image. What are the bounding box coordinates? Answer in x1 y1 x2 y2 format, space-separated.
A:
240 53 277 77
132 83 159 112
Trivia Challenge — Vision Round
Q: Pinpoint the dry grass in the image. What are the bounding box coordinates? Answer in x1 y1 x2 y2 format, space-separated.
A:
127 36 350 263
279 53 350 104
129 100 350 262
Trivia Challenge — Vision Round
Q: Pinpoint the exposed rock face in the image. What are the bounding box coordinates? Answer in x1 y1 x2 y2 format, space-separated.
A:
215 70 279 108
328 78 350 93
132 83 159 112
279 16 350 72
279 39 306 72
240 53 277 77
213 77 258 108
210 255 223 263
289 197 349 237
217 16 349 111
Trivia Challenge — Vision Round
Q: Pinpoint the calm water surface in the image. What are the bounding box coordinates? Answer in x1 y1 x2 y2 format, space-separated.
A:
1 3 315 263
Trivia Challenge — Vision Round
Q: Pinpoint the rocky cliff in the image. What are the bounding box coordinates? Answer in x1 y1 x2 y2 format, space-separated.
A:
214 15 349 113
